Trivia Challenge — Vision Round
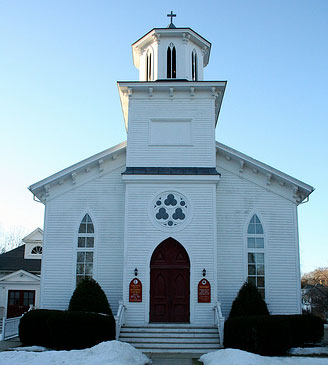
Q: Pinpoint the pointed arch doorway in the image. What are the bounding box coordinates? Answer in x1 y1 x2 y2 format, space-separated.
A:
150 238 190 323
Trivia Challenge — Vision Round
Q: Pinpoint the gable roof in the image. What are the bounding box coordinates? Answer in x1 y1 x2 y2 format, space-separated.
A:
28 140 313 205
0 245 41 273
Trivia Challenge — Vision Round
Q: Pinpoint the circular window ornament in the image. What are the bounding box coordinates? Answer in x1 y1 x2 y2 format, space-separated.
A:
150 191 191 231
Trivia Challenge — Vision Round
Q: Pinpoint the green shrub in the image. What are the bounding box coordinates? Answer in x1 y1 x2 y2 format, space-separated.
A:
224 314 324 355
19 309 59 346
228 282 269 319
224 315 292 356
47 310 115 349
68 278 113 317
19 309 115 350
275 314 324 346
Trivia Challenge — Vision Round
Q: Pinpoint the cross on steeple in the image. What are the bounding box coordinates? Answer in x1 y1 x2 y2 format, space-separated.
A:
167 11 176 28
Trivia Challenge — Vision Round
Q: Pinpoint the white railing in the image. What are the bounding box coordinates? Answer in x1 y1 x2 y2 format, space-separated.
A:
115 300 126 340
0 315 23 341
214 301 225 346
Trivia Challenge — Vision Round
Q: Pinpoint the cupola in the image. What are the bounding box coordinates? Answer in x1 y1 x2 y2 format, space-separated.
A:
132 15 211 82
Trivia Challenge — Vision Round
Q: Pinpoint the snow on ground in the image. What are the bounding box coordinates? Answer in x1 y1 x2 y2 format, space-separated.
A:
0 340 151 365
200 348 328 365
2 343 328 365
289 347 328 356
11 345 48 352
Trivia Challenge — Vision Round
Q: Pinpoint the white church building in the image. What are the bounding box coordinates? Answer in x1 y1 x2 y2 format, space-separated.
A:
29 18 313 350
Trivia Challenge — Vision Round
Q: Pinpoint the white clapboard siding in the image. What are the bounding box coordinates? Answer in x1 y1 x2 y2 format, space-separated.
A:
216 165 300 317
41 165 126 314
123 183 217 326
126 97 216 167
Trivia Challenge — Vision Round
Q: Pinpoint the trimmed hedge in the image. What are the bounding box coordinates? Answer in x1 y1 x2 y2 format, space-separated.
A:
19 309 115 350
19 309 54 347
228 282 269 319
224 314 324 355
224 315 291 356
68 278 113 317
275 314 324 346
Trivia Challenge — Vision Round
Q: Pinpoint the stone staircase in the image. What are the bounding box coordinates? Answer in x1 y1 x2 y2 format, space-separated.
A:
118 324 222 354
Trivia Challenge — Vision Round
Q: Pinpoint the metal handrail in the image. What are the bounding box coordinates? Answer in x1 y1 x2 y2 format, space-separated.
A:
114 300 126 340
214 301 225 346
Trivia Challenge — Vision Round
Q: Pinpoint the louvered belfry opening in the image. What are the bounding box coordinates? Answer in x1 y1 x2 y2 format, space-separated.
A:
167 44 176 79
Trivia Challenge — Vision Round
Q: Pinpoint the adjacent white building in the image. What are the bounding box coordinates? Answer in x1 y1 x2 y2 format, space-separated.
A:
0 228 43 319
29 20 313 338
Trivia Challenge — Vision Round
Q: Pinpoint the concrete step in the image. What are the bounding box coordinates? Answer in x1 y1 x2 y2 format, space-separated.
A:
131 342 220 349
121 326 218 333
142 347 218 352
120 332 219 338
145 353 203 365
123 337 219 344
119 325 222 354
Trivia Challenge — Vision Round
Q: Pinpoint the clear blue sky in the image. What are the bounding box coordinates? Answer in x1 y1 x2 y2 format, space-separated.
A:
0 1 327 273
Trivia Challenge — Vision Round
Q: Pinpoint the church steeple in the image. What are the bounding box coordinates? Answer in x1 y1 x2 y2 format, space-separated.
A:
118 20 226 168
132 22 211 81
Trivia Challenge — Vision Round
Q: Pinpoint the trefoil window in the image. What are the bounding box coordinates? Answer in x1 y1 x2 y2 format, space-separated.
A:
152 191 189 229
247 214 265 298
167 43 176 79
76 214 94 285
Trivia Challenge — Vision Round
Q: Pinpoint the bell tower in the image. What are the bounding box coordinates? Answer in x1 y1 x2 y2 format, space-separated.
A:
118 16 226 169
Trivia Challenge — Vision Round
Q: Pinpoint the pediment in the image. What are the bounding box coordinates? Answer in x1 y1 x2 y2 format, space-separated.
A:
22 228 43 243
0 270 40 283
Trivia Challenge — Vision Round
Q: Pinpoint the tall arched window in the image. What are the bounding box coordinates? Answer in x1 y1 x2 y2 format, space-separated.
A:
191 49 198 81
167 43 176 79
146 50 152 81
76 213 94 285
247 214 265 298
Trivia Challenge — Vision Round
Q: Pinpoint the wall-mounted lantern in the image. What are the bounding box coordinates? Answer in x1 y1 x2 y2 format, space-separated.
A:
202 268 206 277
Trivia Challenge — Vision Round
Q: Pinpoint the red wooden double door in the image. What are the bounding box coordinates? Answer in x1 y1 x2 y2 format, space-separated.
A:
7 290 35 318
150 238 190 323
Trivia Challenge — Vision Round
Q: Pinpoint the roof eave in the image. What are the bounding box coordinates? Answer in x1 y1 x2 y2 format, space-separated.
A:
29 141 127 199
216 141 314 201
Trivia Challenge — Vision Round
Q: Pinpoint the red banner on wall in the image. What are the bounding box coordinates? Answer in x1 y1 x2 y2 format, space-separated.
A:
129 278 142 302
198 278 211 303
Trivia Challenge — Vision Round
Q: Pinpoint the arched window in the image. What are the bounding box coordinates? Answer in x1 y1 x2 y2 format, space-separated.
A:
167 43 176 79
31 246 42 255
191 49 198 81
146 50 152 81
76 214 94 285
247 214 265 298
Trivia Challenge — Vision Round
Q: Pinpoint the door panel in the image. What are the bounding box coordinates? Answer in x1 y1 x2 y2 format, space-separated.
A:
150 270 169 322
